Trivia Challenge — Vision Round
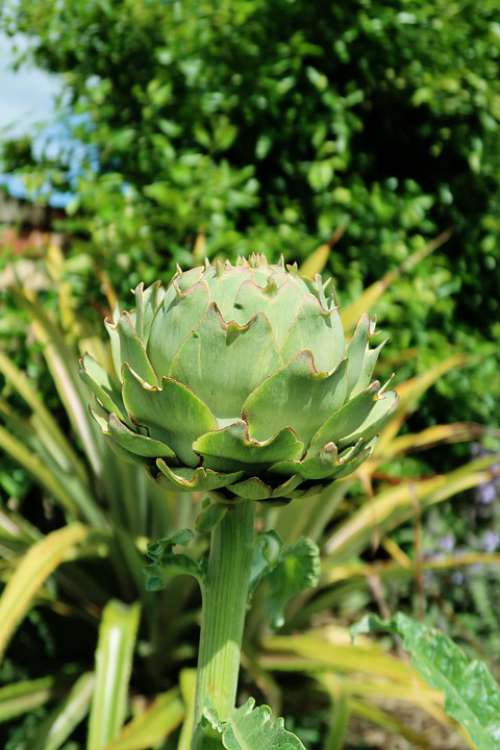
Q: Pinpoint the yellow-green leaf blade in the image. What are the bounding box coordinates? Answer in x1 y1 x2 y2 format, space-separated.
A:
87 600 141 750
0 523 90 659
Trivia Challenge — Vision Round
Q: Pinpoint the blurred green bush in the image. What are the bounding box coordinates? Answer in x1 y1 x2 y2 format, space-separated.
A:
1 0 499 424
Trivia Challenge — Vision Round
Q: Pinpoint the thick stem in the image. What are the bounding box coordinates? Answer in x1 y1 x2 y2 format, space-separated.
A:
194 501 255 728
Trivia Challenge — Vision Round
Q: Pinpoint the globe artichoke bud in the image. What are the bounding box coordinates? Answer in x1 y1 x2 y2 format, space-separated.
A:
82 255 397 503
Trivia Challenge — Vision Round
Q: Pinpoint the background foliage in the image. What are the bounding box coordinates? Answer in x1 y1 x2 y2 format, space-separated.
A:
1 0 500 425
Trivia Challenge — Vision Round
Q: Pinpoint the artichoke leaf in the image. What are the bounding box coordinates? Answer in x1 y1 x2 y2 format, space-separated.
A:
105 312 158 385
108 413 175 458
337 390 398 447
156 460 244 492
231 276 304 346
309 384 380 453
350 339 387 397
345 314 372 396
272 474 303 497
270 442 339 480
169 305 282 418
281 294 344 372
122 365 217 467
147 280 210 377
80 353 127 421
229 476 273 500
242 352 348 444
333 437 378 478
193 420 304 471
134 280 166 341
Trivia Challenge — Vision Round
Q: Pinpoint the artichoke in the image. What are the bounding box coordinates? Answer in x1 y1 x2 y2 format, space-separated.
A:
82 255 397 503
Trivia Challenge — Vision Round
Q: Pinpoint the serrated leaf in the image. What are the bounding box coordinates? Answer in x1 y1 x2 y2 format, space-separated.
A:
249 531 282 596
219 698 306 750
145 529 203 590
352 612 500 750
265 538 320 628
195 501 228 534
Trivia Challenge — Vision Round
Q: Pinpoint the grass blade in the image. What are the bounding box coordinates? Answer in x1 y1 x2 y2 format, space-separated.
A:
17 293 103 477
324 455 499 563
87 599 141 750
341 230 451 330
0 523 90 659
0 350 88 483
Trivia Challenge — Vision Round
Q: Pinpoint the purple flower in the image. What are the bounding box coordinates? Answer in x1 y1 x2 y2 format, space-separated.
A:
481 530 499 553
437 534 455 552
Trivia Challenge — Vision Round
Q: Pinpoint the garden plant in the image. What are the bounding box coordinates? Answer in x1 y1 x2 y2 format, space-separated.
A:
84 253 397 743
0 249 498 749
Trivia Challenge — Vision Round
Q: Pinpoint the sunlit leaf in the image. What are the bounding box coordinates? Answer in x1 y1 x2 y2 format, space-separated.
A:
352 613 500 750
0 523 91 659
206 698 306 750
87 600 141 750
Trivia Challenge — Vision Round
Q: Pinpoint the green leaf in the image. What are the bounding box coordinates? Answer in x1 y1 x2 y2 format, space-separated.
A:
106 312 158 385
249 531 282 596
195 501 228 534
193 420 304 472
108 414 175 458
122 365 217 467
242 353 348 445
80 353 127 421
28 672 94 750
87 600 141 750
18 293 102 478
170 305 282 419
212 698 306 750
352 612 500 750
145 530 204 590
0 350 88 483
265 538 320 628
0 524 91 660
157 461 244 492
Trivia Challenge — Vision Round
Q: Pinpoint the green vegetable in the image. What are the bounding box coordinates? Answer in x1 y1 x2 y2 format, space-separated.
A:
83 255 397 503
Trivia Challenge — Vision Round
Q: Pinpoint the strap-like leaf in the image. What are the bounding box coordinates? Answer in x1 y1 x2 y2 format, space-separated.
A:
0 523 91 659
87 600 141 750
352 612 500 750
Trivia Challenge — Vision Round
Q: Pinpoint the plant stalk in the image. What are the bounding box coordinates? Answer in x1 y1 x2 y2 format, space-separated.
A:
193 501 255 731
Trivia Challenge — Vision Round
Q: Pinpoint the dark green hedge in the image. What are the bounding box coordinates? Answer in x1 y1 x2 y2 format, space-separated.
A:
1 0 499 424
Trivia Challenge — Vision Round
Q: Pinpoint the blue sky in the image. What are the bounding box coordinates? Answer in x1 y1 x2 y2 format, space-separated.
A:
0 33 60 137
0 32 72 204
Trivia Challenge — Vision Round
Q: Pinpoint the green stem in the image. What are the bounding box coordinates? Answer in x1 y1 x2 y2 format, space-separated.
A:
193 501 255 729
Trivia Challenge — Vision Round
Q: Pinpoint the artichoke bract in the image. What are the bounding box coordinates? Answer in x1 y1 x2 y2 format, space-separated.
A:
82 255 397 503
